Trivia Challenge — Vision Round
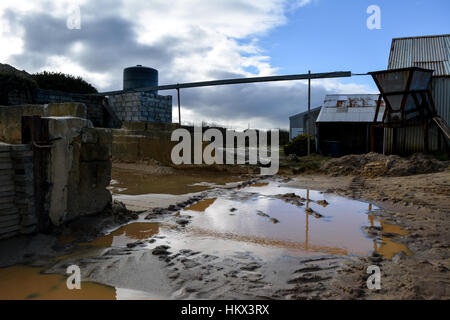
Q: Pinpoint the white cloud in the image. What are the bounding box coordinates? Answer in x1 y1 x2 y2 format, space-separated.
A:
0 0 376 130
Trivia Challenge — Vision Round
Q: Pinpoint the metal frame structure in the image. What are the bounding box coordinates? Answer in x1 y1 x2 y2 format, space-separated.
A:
98 71 351 154
369 67 449 153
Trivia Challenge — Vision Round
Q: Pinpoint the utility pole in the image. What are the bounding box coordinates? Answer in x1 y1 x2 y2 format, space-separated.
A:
177 87 181 126
307 70 311 156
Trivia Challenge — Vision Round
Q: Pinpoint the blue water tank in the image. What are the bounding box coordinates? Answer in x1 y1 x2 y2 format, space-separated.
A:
123 65 158 94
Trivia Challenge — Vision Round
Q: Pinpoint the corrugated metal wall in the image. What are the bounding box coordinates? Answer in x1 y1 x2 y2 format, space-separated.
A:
384 77 449 154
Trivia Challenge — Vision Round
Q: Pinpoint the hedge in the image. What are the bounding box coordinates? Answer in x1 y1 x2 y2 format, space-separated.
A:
32 71 98 94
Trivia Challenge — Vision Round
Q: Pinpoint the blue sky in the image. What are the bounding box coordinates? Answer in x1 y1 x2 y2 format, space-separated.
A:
1 0 449 129
258 0 450 89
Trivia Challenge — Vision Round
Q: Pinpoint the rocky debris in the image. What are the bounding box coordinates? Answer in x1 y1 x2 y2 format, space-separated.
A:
176 218 190 226
109 200 138 221
240 262 262 271
269 218 280 224
230 208 237 212
126 241 145 248
152 245 171 255
321 152 449 177
256 211 270 218
312 213 323 219
179 249 200 257
167 204 181 212
316 200 329 206
276 193 305 206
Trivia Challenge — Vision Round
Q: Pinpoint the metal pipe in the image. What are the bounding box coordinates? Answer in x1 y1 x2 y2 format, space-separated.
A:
307 70 311 156
97 71 352 96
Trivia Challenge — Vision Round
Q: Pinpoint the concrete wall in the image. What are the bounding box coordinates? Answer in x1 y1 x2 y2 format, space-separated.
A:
108 92 172 123
0 143 37 240
46 117 112 225
0 103 87 144
33 88 111 127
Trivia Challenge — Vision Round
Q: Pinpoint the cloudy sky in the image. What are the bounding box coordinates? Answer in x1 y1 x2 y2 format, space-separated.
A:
1 0 449 129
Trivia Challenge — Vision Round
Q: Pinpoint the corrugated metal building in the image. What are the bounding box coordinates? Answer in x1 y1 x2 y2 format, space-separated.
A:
385 34 450 154
289 106 321 140
316 94 385 156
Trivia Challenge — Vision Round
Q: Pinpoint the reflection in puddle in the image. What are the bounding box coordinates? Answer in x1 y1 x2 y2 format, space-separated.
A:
87 222 159 247
0 265 160 300
367 215 413 259
184 198 216 212
180 182 411 258
110 168 241 195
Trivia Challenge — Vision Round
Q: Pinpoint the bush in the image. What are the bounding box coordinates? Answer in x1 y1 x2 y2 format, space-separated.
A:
0 72 37 105
32 71 98 94
284 134 315 156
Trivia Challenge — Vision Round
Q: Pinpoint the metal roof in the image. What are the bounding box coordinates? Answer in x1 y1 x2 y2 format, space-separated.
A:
316 94 385 123
289 106 322 120
388 34 450 77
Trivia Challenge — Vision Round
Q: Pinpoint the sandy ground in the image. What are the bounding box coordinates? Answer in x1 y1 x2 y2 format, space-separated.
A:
0 163 448 300
286 171 450 299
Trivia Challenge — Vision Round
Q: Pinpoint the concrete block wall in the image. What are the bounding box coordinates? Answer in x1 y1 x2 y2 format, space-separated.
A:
108 92 172 123
0 143 37 240
34 89 107 127
0 103 88 144
46 117 112 225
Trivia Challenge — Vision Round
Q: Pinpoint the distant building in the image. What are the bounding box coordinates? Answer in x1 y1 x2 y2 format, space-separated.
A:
316 94 385 156
289 106 321 140
385 34 450 154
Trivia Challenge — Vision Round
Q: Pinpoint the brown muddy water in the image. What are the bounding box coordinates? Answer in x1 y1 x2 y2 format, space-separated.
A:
109 167 242 195
0 178 412 300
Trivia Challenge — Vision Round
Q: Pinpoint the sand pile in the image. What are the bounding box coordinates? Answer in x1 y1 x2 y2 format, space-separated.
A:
321 152 449 177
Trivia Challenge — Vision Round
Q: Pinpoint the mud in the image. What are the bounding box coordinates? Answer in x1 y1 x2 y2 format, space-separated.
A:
287 171 450 299
0 165 448 300
320 152 449 178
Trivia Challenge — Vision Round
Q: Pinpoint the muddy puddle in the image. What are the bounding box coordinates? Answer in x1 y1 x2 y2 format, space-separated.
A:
109 167 242 195
0 178 412 300
174 182 412 258
0 265 162 300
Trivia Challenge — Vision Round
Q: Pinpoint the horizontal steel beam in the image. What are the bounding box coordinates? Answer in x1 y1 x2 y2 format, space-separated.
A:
97 71 352 96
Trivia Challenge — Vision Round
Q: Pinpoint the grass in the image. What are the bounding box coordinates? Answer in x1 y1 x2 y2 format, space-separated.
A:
279 151 330 174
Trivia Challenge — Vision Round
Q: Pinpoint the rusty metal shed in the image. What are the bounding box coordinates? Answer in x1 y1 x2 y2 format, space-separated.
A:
316 94 385 156
385 34 450 154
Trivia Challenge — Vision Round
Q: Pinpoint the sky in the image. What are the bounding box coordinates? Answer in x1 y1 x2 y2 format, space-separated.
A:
0 0 449 130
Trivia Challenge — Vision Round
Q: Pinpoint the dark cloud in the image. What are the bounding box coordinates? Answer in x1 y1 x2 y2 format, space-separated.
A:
3 5 365 129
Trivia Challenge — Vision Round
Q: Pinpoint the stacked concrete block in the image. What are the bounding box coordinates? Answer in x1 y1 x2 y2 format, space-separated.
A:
108 92 172 124
0 143 37 240
0 144 18 239
11 144 37 234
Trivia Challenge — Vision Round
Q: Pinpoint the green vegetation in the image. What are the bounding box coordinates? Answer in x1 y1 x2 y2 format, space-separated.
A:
0 72 37 105
280 151 330 172
32 71 98 94
283 134 315 156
